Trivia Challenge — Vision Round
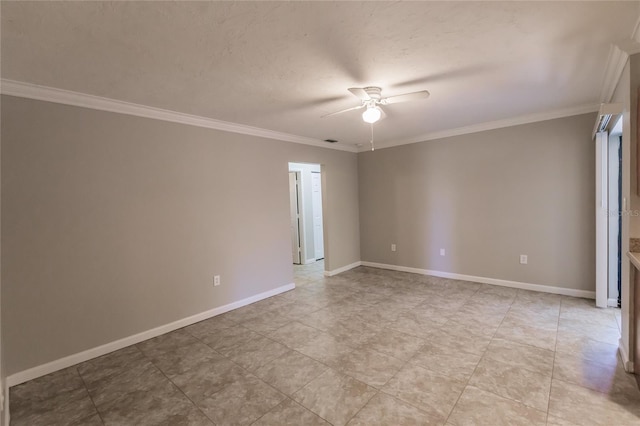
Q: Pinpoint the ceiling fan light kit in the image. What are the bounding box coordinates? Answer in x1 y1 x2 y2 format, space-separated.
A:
362 105 382 123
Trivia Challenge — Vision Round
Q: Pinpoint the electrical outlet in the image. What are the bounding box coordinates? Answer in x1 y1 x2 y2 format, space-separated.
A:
214 275 221 286
519 255 528 265
391 244 396 252
440 248 445 256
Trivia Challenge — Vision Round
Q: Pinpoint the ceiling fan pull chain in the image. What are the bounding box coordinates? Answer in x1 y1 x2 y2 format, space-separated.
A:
370 123 375 151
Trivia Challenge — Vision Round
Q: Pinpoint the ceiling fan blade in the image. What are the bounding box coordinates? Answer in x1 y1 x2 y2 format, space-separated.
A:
348 87 371 100
381 90 430 105
321 104 365 118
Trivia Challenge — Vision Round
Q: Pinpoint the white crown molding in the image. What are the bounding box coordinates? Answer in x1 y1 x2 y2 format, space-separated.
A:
0 79 358 153
361 103 599 152
600 44 629 103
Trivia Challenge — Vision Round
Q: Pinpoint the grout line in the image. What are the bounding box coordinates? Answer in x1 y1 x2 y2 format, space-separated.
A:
76 367 107 426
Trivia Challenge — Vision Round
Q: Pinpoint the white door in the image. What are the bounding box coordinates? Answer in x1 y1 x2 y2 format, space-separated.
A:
311 171 324 260
595 131 608 308
289 172 301 264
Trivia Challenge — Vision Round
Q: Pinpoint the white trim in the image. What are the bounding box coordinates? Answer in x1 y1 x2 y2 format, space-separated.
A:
6 282 295 387
619 338 634 373
304 258 317 265
0 79 357 153
607 298 619 307
324 261 362 277
599 45 629 104
361 261 596 299
362 103 599 152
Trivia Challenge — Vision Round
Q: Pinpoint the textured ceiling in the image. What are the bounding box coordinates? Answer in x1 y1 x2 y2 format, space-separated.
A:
2 1 639 150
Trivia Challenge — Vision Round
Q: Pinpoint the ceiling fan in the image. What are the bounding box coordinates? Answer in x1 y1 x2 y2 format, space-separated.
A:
321 86 430 123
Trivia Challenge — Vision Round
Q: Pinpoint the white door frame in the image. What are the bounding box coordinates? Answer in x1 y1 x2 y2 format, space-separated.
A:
311 171 325 260
288 171 303 264
288 169 308 263
595 130 609 308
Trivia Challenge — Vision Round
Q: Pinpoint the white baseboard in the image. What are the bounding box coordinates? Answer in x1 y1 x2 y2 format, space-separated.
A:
361 261 596 299
6 282 295 388
608 298 619 307
619 338 634 373
303 258 317 265
324 261 362 277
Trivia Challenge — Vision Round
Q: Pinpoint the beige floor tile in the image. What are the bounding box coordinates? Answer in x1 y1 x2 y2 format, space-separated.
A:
170 357 247 403
364 329 426 361
268 321 325 349
298 309 346 331
553 351 640 396
199 325 262 356
196 374 285 426
483 338 555 376
388 313 444 338
297 332 356 367
240 310 292 334
382 363 466 420
77 346 149 387
11 387 99 426
409 343 482 382
293 369 377 426
548 379 640 425
545 415 580 425
468 357 551 411
183 315 237 338
86 362 167 408
144 340 225 378
225 336 290 371
219 303 267 324
325 317 380 346
494 321 557 351
447 385 547 426
502 309 559 329
253 399 330 426
136 329 200 357
443 317 498 338
98 380 212 426
554 334 619 367
336 348 405 388
254 350 328 396
347 392 442 426
422 326 492 356
557 318 620 345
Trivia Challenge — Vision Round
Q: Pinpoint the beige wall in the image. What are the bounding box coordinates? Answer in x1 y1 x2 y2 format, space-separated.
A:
359 113 596 291
1 95 360 375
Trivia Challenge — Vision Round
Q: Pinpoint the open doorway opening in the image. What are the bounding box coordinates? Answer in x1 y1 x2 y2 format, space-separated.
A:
288 162 325 269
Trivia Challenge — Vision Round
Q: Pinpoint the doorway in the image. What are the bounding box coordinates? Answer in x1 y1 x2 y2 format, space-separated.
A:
608 118 623 307
596 114 623 308
289 171 302 264
288 162 325 265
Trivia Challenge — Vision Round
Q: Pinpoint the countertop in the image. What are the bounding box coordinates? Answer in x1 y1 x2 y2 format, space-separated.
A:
628 252 640 270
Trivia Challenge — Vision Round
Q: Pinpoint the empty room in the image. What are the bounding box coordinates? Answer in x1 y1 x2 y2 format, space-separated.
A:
2 1 640 425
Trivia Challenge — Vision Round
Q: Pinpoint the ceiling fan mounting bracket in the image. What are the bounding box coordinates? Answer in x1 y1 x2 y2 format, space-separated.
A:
363 87 382 101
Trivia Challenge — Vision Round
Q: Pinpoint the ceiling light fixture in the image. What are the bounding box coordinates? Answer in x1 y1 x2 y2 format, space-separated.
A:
362 105 381 124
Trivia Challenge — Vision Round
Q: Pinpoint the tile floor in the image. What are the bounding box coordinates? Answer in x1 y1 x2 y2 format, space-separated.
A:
10 261 640 425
